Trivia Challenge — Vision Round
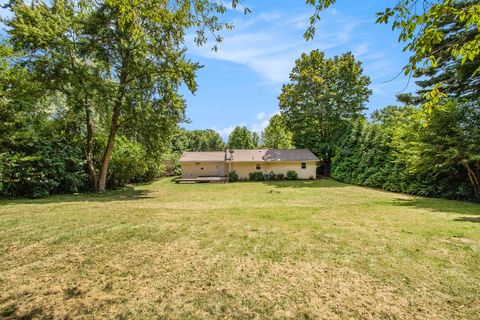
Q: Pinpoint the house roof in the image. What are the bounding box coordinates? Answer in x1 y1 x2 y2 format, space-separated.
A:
179 149 319 163
179 151 225 162
226 149 319 162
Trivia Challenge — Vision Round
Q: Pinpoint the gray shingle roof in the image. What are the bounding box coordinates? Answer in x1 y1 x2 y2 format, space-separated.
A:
179 149 319 163
226 149 319 162
179 152 225 162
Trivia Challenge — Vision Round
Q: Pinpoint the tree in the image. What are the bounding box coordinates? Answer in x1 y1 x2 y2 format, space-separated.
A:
5 0 246 192
411 101 480 199
261 114 293 149
279 50 371 168
227 126 255 149
1 42 88 197
188 129 225 151
332 102 479 201
411 1 480 102
305 0 480 110
251 132 260 147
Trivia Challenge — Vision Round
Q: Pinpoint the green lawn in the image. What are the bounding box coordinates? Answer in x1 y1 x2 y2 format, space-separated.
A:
1 178 479 319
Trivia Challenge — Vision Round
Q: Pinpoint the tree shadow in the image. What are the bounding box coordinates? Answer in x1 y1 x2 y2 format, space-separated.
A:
0 186 153 206
391 197 480 215
261 178 348 189
453 216 480 223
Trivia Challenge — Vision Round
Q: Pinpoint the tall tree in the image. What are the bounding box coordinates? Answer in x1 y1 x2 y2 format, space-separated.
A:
279 50 371 167
5 0 246 192
410 101 480 199
188 129 225 151
305 0 480 110
261 114 293 149
227 126 255 149
251 132 260 148
412 0 480 101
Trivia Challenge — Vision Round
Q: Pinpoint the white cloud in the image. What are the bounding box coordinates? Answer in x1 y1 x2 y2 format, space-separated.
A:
213 110 278 140
187 9 368 84
256 112 267 120
353 43 370 58
250 119 270 134
212 124 242 140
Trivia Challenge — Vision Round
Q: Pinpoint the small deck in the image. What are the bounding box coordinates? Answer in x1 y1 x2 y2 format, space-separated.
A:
176 176 228 184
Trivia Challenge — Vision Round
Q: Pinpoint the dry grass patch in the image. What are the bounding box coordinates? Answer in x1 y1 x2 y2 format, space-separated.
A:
1 178 479 319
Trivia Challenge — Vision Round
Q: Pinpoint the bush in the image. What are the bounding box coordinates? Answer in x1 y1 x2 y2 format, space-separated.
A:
228 170 239 182
0 130 87 198
269 171 276 180
286 170 298 180
275 173 285 181
249 171 264 181
107 136 162 189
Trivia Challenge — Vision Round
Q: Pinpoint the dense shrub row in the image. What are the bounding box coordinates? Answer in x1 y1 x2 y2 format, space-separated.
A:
0 127 166 198
331 104 479 201
228 170 297 183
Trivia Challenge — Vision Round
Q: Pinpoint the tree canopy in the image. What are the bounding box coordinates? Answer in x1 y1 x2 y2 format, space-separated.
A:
279 50 371 166
261 114 293 149
3 0 244 192
187 129 225 152
305 0 480 111
227 126 256 149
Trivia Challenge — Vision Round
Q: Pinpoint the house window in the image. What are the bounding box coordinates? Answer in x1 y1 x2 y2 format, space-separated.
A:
301 162 307 169
256 163 261 170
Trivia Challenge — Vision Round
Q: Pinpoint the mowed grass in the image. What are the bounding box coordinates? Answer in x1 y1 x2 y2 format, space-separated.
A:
1 178 479 319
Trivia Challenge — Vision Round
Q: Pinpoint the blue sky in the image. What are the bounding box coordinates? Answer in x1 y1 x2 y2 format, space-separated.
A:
182 0 418 139
1 1 417 140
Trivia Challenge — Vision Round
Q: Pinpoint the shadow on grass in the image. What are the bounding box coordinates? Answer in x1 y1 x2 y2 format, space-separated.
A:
391 197 480 216
454 216 480 223
0 186 153 206
260 178 349 189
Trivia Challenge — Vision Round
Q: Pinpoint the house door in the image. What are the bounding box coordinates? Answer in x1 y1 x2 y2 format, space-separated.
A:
218 162 225 177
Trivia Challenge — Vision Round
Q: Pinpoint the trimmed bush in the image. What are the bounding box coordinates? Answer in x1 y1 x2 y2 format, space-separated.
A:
228 170 239 182
249 171 264 181
275 173 285 181
286 170 298 180
269 171 276 180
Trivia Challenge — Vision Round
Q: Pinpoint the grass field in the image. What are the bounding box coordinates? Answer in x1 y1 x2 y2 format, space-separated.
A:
1 178 479 319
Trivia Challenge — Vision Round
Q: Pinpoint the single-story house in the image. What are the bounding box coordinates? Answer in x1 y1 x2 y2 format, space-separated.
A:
179 149 319 180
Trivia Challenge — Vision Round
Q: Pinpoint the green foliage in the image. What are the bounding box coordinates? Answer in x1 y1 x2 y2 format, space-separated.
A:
228 170 239 182
286 170 298 181
251 132 260 147
412 1 480 102
261 114 294 149
0 121 87 198
228 126 256 149
268 171 276 181
332 102 479 201
3 0 245 192
106 136 163 189
249 171 264 181
279 50 371 165
188 129 225 152
306 0 480 111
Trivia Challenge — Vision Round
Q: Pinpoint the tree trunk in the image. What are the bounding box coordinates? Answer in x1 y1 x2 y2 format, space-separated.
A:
465 162 480 198
96 61 128 193
96 107 120 192
85 104 97 189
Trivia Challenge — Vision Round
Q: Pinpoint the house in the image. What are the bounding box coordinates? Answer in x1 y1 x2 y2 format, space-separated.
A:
179 149 319 181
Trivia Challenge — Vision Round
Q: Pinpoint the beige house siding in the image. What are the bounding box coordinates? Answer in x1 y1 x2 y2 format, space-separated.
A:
181 162 224 178
228 161 316 180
